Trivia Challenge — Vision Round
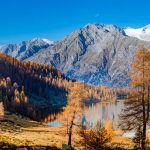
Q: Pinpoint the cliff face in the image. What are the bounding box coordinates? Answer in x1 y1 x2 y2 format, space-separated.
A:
1 24 150 87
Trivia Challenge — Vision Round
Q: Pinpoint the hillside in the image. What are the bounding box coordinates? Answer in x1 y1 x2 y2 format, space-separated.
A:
0 53 70 121
0 53 118 122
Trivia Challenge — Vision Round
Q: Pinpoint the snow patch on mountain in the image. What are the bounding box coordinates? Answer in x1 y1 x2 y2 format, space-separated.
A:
124 25 150 41
42 39 54 45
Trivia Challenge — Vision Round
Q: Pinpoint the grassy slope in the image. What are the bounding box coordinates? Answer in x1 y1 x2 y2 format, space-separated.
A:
0 112 134 149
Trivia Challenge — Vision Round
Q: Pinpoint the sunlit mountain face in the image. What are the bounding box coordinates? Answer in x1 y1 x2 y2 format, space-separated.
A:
1 24 150 87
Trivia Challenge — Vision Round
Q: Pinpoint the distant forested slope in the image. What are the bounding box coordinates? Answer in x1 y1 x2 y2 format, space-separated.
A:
0 53 120 122
0 53 71 120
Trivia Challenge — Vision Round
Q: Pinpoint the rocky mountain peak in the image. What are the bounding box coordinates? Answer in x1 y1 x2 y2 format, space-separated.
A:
83 24 126 36
1 24 150 87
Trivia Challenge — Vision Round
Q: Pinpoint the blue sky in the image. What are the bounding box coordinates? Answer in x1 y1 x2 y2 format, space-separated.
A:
0 0 150 44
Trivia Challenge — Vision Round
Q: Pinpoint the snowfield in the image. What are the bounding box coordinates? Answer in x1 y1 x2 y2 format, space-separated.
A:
125 25 150 41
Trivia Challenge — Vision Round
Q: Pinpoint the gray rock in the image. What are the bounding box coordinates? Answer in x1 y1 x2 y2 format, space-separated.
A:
0 38 54 60
1 24 150 87
27 24 150 87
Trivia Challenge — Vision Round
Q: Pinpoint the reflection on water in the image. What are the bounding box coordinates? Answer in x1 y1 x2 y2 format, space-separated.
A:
83 101 124 128
48 120 60 127
123 131 135 138
38 108 62 123
46 101 124 129
45 100 136 137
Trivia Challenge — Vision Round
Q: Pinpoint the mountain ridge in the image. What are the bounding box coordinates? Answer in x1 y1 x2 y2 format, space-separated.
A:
1 24 150 87
0 38 54 61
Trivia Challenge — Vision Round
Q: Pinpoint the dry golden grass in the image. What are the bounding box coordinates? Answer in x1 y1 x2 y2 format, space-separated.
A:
0 112 134 149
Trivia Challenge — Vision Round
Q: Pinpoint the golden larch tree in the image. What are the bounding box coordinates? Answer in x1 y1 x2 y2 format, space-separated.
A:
119 46 150 149
61 82 87 147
